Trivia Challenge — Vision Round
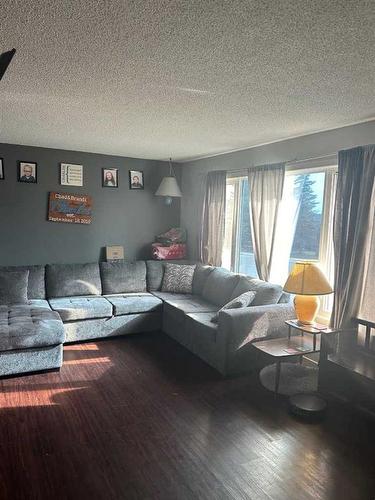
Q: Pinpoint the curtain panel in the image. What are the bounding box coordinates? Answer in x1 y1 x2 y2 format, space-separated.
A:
199 170 227 266
248 163 285 281
332 145 375 336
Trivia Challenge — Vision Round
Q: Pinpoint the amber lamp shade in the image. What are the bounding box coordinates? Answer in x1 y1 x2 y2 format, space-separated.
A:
283 262 333 325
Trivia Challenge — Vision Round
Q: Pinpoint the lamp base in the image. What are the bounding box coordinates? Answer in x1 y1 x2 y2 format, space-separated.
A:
289 393 327 420
294 295 320 325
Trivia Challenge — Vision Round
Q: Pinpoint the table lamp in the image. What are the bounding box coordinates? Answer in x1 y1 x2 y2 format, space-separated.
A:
283 262 333 325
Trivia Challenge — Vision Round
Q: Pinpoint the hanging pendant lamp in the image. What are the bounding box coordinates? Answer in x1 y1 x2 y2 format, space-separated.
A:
155 158 182 205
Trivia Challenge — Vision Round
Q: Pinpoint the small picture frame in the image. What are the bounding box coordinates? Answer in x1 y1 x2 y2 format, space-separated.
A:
18 161 37 183
60 163 83 186
102 168 118 188
0 158 4 180
106 245 124 261
129 170 144 190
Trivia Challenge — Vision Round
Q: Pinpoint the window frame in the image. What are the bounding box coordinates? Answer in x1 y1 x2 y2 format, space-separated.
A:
223 164 338 319
284 164 337 265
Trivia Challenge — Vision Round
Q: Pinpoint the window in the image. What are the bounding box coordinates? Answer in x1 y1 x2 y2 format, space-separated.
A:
289 171 325 266
222 166 337 317
222 177 257 276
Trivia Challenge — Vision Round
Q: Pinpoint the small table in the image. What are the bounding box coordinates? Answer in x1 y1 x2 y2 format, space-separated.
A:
254 334 322 394
285 319 336 351
254 320 339 419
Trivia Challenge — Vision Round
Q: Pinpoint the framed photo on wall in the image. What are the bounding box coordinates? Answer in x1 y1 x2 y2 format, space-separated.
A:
102 168 118 188
60 163 83 186
0 158 4 180
129 170 144 190
18 161 37 183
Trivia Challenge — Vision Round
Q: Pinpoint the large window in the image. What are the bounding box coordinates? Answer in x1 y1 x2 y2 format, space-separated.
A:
222 166 337 315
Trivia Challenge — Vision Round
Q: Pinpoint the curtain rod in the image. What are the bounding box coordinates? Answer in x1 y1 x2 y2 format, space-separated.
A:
285 152 337 166
226 152 338 176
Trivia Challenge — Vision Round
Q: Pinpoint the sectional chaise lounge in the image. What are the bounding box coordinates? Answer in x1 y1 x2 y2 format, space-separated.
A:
0 261 294 377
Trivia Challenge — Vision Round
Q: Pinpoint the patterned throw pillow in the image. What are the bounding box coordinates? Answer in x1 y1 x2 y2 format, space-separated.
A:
161 264 196 294
211 291 256 323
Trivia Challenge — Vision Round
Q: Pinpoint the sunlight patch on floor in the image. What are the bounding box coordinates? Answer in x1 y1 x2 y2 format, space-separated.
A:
0 386 87 408
62 356 112 366
63 344 100 351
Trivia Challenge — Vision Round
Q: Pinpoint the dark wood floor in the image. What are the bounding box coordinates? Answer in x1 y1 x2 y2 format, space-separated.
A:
0 332 374 500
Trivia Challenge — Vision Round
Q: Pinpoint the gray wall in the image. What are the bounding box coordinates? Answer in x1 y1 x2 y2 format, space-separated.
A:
180 120 375 259
0 143 181 265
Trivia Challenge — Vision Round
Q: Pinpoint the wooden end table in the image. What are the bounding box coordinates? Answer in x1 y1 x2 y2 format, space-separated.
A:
253 331 322 394
254 320 339 418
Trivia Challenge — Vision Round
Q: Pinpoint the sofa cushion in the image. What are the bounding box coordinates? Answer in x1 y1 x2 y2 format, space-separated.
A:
104 293 162 316
0 304 64 351
161 264 196 294
49 296 112 321
0 270 29 305
0 265 46 299
146 261 164 291
211 290 256 323
192 264 215 295
46 263 102 298
151 291 196 301
186 312 218 343
163 297 218 323
230 276 283 306
201 268 240 307
28 299 52 310
278 291 292 304
100 261 146 294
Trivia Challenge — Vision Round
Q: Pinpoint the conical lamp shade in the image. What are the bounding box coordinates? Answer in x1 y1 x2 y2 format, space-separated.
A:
284 262 333 295
155 176 182 198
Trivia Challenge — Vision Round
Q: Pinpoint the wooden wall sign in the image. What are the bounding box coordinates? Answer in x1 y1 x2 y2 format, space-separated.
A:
48 192 92 224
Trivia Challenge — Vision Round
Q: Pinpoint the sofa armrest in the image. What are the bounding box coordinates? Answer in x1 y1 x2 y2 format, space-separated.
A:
218 303 295 350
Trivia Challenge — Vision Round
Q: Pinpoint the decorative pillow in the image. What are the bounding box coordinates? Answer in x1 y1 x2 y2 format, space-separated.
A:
161 264 196 294
211 290 256 323
0 270 29 305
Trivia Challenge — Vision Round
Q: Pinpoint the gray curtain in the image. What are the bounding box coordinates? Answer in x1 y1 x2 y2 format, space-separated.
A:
248 163 285 281
332 145 375 335
199 170 227 266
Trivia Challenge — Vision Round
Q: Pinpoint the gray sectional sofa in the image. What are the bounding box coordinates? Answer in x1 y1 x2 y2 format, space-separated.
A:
0 261 294 377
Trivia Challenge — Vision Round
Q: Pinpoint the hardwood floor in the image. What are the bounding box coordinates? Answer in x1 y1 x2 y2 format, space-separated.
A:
0 332 374 500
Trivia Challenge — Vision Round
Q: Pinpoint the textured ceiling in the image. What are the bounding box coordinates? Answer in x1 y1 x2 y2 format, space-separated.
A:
1 0 375 161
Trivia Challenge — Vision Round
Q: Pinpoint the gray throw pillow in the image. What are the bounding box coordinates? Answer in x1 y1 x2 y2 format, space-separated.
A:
161 264 196 294
0 270 29 305
211 291 256 323
192 264 214 295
